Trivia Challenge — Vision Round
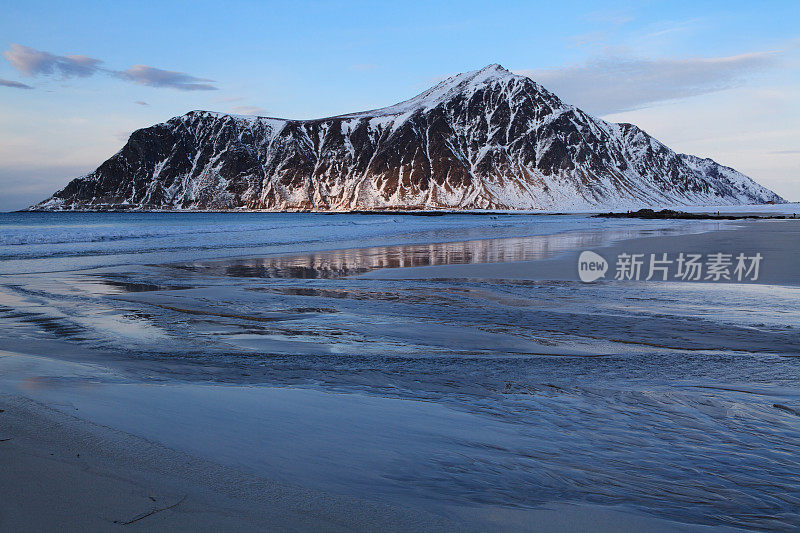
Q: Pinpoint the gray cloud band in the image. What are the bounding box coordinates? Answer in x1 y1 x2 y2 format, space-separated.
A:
0 77 33 89
3 44 101 78
516 51 778 115
2 44 217 91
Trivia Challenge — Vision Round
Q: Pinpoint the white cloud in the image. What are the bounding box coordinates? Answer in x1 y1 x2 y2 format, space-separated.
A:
229 105 269 116
517 51 779 115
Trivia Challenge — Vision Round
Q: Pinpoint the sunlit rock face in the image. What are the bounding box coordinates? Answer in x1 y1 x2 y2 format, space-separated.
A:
32 64 783 211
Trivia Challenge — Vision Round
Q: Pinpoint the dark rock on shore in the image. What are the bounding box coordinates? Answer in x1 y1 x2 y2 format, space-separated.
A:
594 208 795 220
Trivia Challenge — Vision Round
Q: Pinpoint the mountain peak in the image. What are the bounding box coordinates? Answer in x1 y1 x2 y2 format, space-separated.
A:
454 63 517 85
341 63 525 119
477 63 509 74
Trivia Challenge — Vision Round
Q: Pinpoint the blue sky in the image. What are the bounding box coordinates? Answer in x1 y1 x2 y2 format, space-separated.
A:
1 0 798 210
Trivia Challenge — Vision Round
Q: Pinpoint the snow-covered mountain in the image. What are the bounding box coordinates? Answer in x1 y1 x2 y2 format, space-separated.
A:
32 64 783 211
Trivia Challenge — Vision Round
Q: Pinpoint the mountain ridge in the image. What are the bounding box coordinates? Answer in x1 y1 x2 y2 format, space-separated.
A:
31 64 784 211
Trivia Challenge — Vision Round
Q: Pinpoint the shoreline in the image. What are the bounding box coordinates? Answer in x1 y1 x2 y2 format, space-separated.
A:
0 354 707 532
0 211 702 277
16 202 800 216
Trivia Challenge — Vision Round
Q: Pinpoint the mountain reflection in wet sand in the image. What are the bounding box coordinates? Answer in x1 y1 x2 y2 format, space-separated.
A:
176 228 671 279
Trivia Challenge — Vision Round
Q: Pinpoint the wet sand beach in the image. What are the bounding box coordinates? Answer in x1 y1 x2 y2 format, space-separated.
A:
1 211 799 531
0 357 701 532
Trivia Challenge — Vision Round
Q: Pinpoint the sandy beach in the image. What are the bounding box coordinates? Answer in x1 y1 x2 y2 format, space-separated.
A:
1 212 799 531
0 388 469 532
0 356 706 532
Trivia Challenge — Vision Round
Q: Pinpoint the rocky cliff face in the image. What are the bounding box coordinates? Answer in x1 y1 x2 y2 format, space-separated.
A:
32 64 783 211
